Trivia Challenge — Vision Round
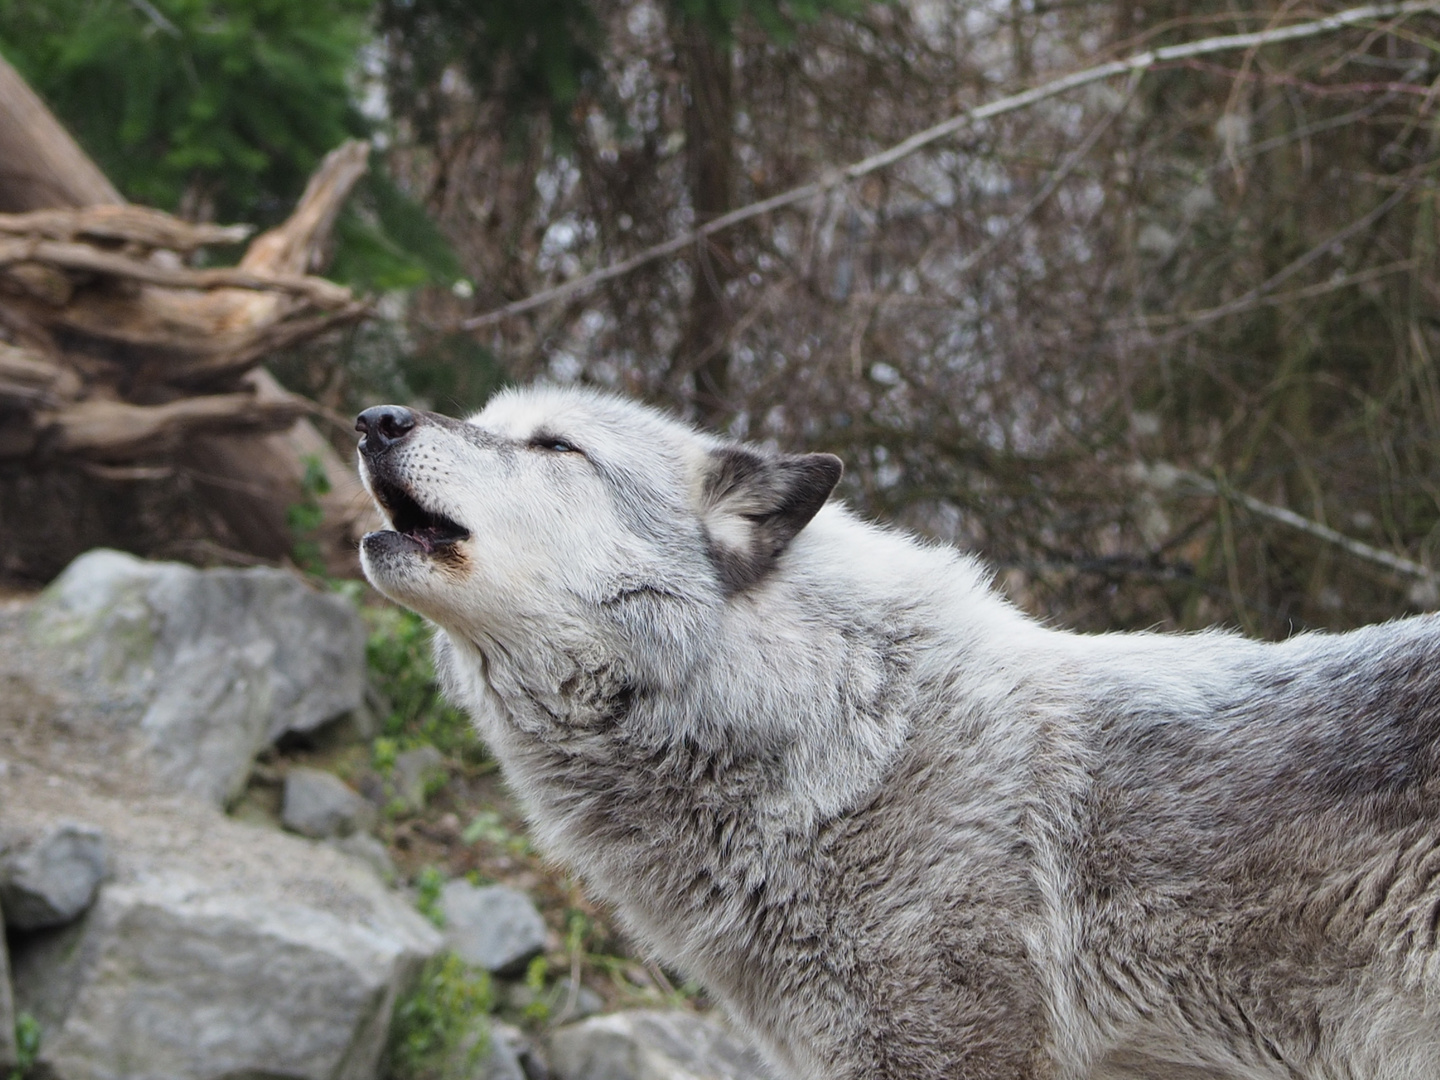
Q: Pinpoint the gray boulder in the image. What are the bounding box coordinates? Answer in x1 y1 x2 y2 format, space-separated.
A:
472 1019 534 1080
4 768 443 1080
548 1010 773 1080
328 832 397 883
8 549 366 807
441 881 548 975
283 767 378 839
0 822 107 930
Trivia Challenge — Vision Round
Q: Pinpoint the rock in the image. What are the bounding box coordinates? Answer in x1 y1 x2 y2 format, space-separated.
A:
441 881 547 975
552 978 606 1024
328 831 398 883
477 1019 533 1080
0 822 107 931
392 744 445 810
3 769 443 1080
503 976 604 1025
2 549 366 807
548 1010 773 1080
282 767 378 839
0 900 16 1070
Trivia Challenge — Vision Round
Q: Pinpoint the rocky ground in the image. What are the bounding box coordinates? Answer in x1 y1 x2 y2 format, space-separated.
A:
0 549 774 1080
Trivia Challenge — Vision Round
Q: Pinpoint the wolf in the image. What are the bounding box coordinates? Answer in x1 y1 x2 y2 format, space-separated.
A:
356 385 1440 1080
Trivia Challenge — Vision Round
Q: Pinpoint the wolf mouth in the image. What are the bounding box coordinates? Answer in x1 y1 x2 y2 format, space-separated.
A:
369 475 470 554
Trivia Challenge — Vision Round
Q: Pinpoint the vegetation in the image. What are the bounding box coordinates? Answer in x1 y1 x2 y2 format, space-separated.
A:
362 605 478 762
384 954 493 1080
0 0 369 222
8 1013 39 1080
0 0 457 292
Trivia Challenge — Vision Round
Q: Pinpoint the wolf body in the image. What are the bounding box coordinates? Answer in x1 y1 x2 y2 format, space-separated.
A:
357 386 1440 1080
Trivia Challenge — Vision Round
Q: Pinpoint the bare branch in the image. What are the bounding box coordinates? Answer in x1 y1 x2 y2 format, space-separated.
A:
0 238 355 308
1139 463 1440 586
0 205 252 252
459 0 1438 330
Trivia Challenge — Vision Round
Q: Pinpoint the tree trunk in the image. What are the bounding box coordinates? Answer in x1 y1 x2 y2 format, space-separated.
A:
674 20 736 430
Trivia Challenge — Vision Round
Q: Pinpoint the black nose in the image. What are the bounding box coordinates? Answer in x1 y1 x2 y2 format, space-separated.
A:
356 405 417 452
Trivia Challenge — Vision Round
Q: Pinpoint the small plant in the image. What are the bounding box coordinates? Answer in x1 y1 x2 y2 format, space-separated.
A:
385 953 492 1080
372 736 399 775
461 810 534 857
363 606 480 762
287 455 332 575
521 954 551 1024
9 1012 40 1080
414 866 447 928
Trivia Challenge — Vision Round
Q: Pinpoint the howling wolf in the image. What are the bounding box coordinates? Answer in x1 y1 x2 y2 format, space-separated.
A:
357 386 1440 1080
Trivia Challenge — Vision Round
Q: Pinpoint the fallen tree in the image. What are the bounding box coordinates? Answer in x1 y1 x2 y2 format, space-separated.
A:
0 52 374 580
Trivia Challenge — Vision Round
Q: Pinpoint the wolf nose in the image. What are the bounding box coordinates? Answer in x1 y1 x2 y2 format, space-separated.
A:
356 405 416 452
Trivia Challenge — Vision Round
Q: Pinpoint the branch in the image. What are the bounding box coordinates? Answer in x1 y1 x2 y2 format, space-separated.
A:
241 140 370 277
34 391 311 462
0 341 81 405
1118 181 1419 335
0 205 252 252
1138 463 1440 585
0 238 354 308
459 0 1438 330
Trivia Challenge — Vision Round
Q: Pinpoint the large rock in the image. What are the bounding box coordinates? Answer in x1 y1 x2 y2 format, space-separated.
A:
0 549 366 807
440 881 548 975
0 821 107 930
548 1011 773 1080
283 767 378 839
2 769 443 1080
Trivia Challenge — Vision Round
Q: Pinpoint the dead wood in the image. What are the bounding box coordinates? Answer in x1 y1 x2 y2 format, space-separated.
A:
0 205 252 251
0 52 376 579
0 53 122 211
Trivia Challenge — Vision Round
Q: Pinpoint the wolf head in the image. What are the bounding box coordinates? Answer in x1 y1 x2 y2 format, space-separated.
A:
355 386 842 705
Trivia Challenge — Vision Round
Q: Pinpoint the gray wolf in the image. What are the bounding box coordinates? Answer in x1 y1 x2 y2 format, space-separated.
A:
356 386 1440 1080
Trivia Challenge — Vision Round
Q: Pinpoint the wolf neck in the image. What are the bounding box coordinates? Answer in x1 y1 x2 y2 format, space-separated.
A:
441 508 1024 924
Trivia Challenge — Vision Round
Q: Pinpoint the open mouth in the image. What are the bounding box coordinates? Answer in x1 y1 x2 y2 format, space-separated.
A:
370 476 470 554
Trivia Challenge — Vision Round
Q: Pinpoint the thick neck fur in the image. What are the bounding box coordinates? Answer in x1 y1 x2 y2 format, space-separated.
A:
433 507 1039 1065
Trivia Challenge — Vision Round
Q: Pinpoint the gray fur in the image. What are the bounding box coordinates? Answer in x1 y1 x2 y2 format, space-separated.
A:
358 385 1440 1080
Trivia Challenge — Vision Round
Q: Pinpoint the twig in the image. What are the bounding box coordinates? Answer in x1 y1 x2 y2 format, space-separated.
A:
943 69 1143 280
460 0 1439 331
1120 181 1418 336
1139 463 1439 584
1114 258 1418 330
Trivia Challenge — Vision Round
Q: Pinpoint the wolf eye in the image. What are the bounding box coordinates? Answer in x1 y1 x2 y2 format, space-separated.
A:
530 435 580 454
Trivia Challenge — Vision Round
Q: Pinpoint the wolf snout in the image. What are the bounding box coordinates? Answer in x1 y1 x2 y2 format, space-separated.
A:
356 405 417 453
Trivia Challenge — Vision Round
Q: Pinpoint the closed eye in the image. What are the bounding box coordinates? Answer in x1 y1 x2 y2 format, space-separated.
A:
529 433 582 454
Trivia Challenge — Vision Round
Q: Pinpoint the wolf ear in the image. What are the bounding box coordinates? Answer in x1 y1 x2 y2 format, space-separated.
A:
701 446 843 592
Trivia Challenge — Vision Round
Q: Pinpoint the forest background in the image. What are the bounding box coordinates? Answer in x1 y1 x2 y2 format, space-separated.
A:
4 0 1440 637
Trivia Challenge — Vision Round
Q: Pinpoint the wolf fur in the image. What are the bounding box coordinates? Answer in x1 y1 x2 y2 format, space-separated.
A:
357 386 1440 1080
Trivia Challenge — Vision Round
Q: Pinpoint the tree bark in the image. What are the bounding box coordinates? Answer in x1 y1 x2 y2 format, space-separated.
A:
674 20 736 429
